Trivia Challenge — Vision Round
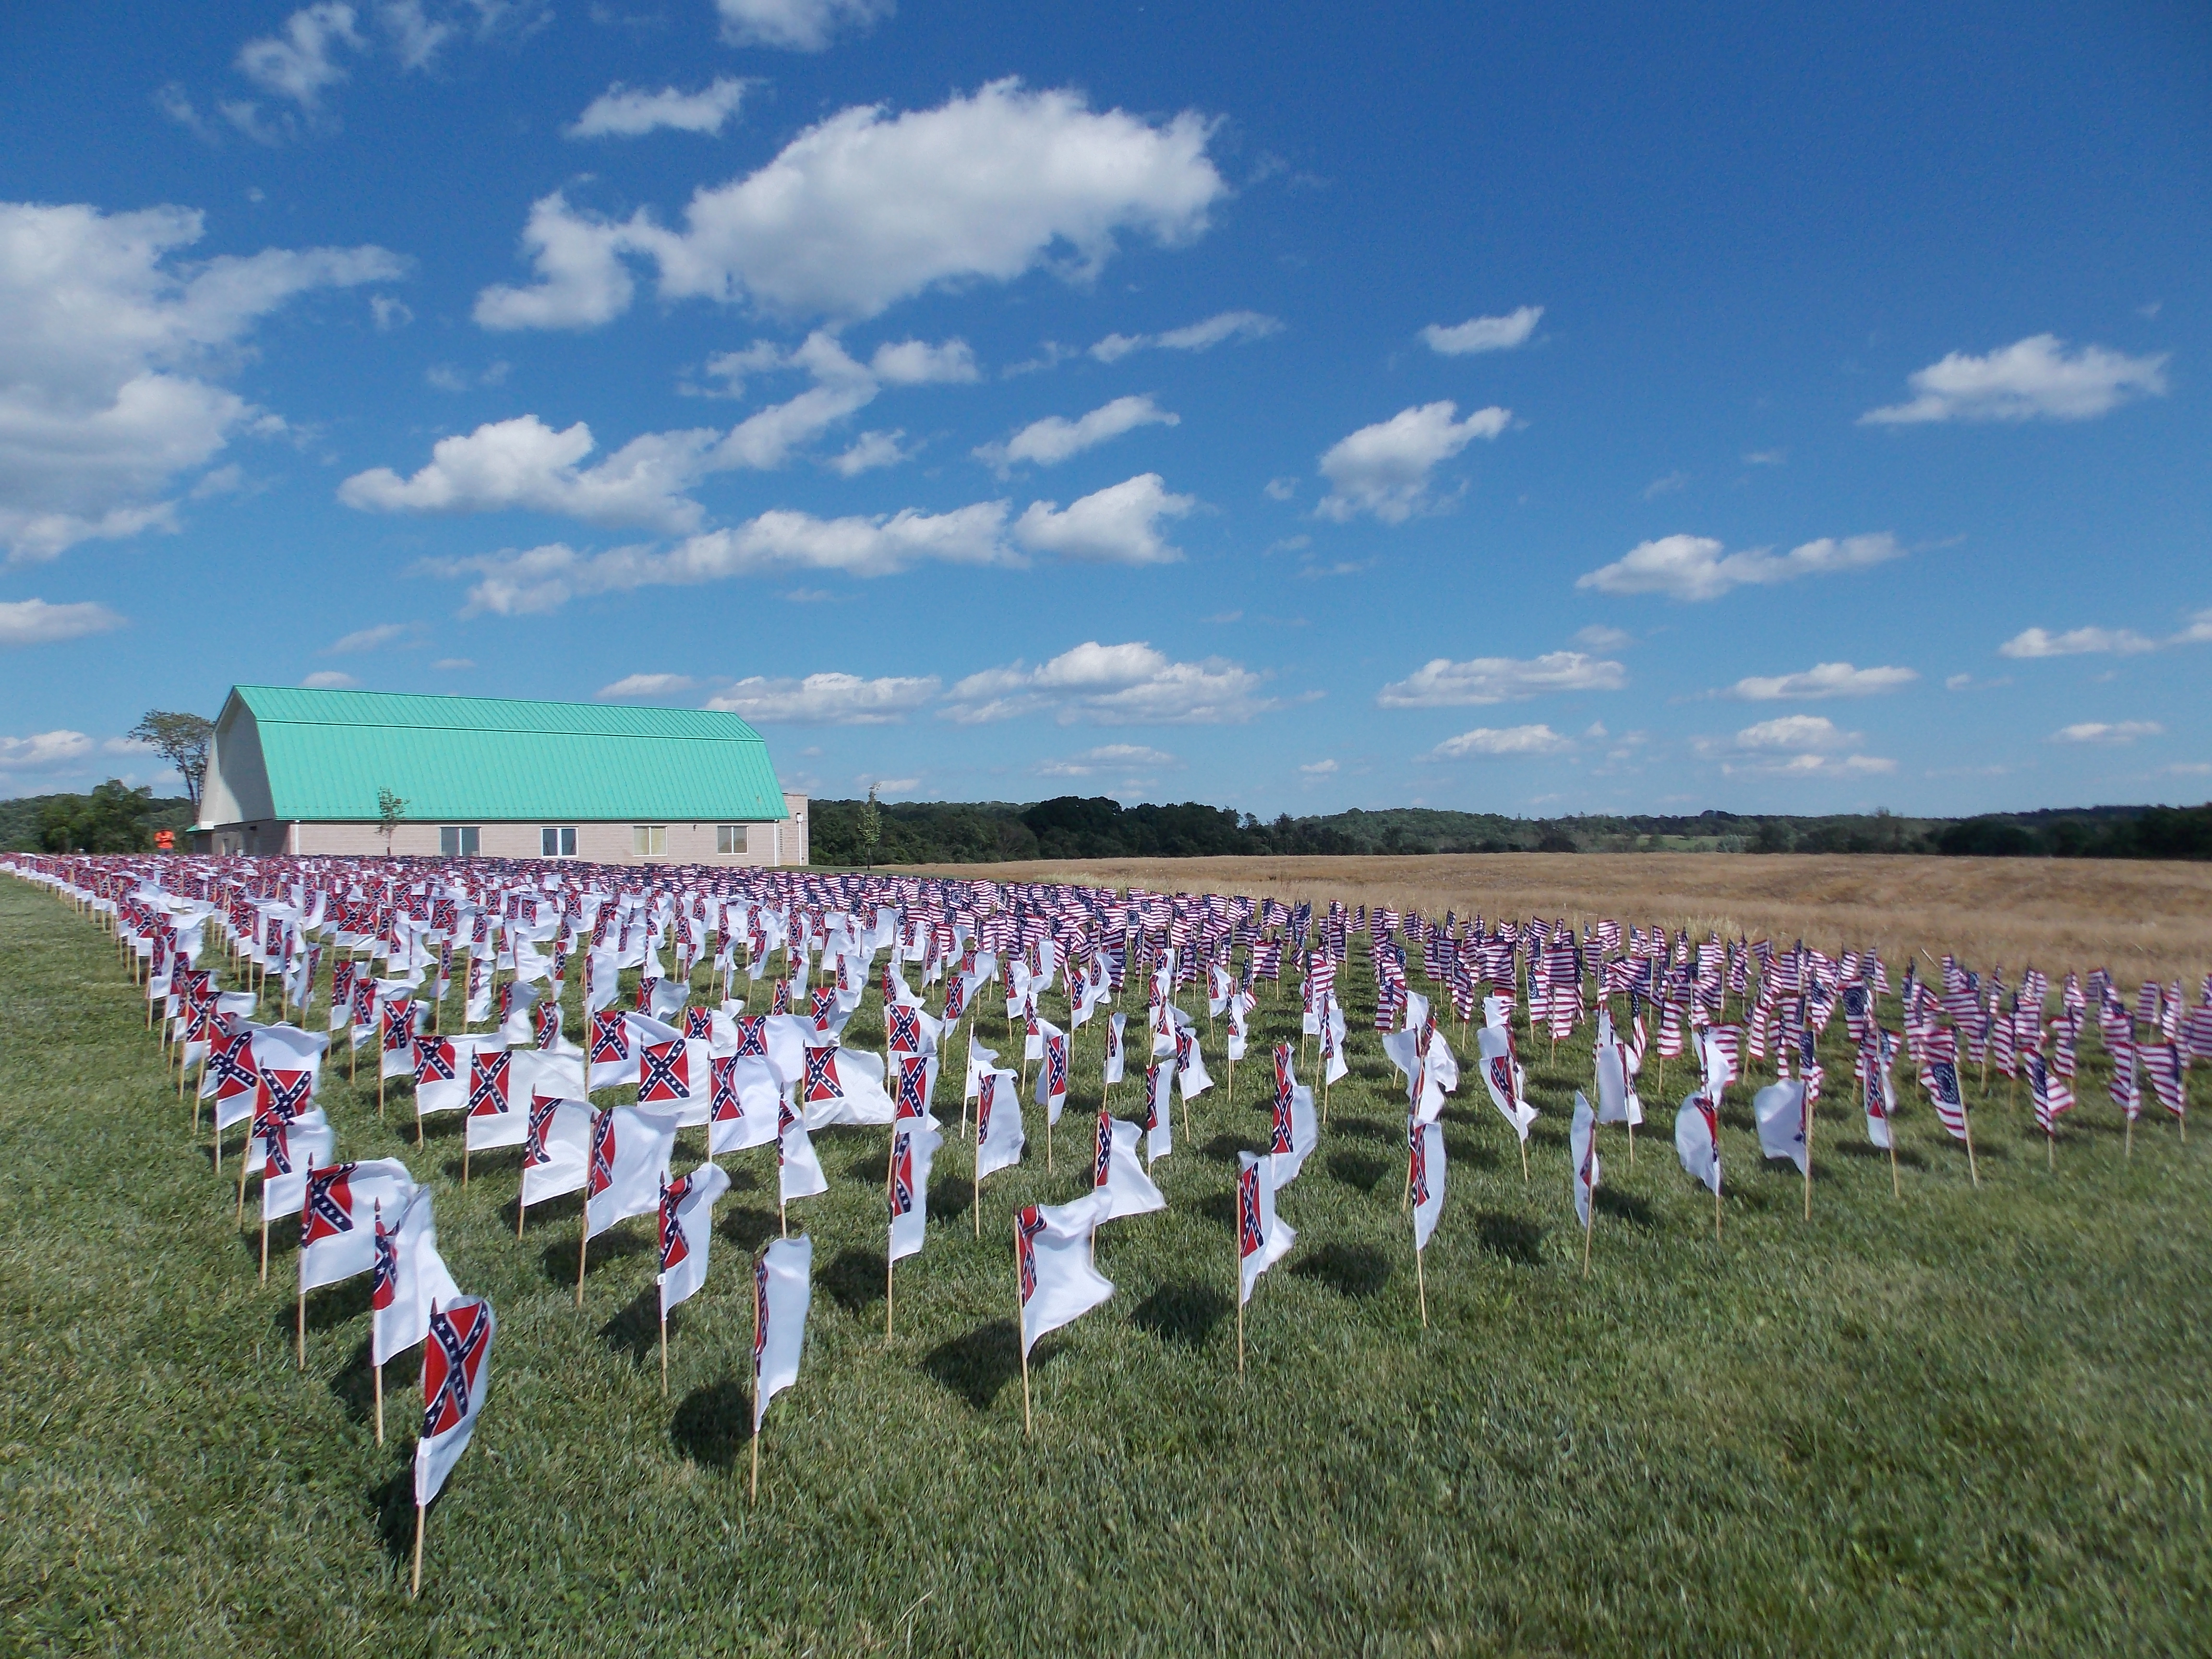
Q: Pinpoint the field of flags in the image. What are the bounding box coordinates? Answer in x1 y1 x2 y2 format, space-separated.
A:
5 847 2208 1611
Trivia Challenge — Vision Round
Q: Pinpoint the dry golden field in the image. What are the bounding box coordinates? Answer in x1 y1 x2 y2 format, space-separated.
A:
912 853 2212 989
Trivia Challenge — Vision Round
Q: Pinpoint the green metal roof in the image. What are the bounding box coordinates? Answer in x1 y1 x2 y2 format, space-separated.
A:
226 685 789 822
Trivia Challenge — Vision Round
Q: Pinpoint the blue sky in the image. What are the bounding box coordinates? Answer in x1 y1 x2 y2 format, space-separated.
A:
2 0 2206 817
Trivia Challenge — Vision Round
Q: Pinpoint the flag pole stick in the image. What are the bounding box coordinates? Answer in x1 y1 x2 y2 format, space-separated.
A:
1962 1106 1979 1186
575 1212 589 1307
296 1287 306 1370
259 1208 270 1280
1714 1177 1722 1240
462 1138 470 1189
1415 1242 1427 1328
1887 1125 1900 1198
748 1263 763 1503
1018 1242 1032 1439
1581 1203 1594 1278
660 1301 669 1397
885 1252 895 1341
374 1359 384 1445
409 1502 424 1599
516 1188 527 1238
1803 1093 1816 1222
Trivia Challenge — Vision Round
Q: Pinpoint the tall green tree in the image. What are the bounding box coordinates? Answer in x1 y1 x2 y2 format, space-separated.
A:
126 711 215 812
377 787 407 856
858 783 882 872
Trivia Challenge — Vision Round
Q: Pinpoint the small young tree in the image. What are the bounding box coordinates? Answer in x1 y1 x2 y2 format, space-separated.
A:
127 710 215 812
376 787 407 857
858 783 882 872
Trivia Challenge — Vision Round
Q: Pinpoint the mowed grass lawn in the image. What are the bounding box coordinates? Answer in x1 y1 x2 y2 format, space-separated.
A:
5 875 2211 1656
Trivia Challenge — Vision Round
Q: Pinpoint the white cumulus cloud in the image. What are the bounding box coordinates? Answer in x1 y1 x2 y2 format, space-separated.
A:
1088 310 1280 363
1693 714 1896 777
976 395 1177 474
942 640 1275 726
237 3 363 110
428 501 1017 614
715 0 890 50
1316 401 1509 523
1722 661 1919 700
1575 531 1903 601
1861 334 2169 425
567 77 751 139
1377 650 1626 708
301 670 358 689
0 729 96 769
706 672 940 724
475 80 1225 327
1036 743 1178 778
1428 724 1573 759
1998 625 2157 659
597 673 698 698
339 415 717 532
1419 305 1542 355
0 201 404 561
0 598 125 646
1014 472 1194 565
2051 721 2163 745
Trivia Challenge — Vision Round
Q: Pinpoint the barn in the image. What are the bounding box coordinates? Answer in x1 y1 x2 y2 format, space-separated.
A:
193 685 807 865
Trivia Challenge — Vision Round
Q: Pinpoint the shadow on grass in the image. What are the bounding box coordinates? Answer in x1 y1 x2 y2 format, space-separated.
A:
823 1245 888 1315
724 1166 762 1193
1331 1118 1399 1147
1328 1150 1389 1192
330 1338 421 1427
1130 1281 1229 1346
717 1205 781 1254
1199 1132 1245 1165
1291 1241 1393 1298
843 1152 889 1186
546 1222 649 1288
365 1465 416 1570
1441 1133 1501 1170
1193 1189 1235 1226
599 1286 661 1365
443 1147 520 1185
1475 1211 1546 1266
1594 1187 1658 1228
919 1319 1034 1409
1833 1140 1929 1169
518 1190 582 1238
671 1380 753 1468
284 1275 373 1341
927 1173 974 1222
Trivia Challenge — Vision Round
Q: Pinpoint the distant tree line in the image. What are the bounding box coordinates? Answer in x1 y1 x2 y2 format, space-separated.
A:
0 783 196 854
806 795 2212 866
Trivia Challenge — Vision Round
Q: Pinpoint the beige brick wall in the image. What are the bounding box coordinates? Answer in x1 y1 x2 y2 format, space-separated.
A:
268 807 809 866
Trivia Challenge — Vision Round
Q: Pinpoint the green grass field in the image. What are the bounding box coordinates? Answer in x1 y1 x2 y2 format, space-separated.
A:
5 874 2210 1656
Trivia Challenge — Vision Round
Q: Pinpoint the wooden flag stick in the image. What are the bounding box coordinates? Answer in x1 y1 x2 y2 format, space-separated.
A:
461 1139 470 1189
296 1288 306 1370
1415 1243 1428 1328
884 1253 895 1341
1887 1128 1901 1199
1018 1246 1032 1439
1714 1178 1722 1240
660 1303 669 1397
409 1502 425 1599
575 1213 589 1307
1803 1097 1817 1222
1581 1203 1594 1278
1963 1108 1979 1186
374 1359 384 1445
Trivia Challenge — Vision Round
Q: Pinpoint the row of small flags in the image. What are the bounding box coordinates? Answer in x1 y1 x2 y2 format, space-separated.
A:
12 849 2209 1591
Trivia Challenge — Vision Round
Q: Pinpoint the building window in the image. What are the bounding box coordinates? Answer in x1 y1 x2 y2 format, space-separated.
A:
634 825 666 857
716 824 746 854
439 826 481 857
541 826 577 857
